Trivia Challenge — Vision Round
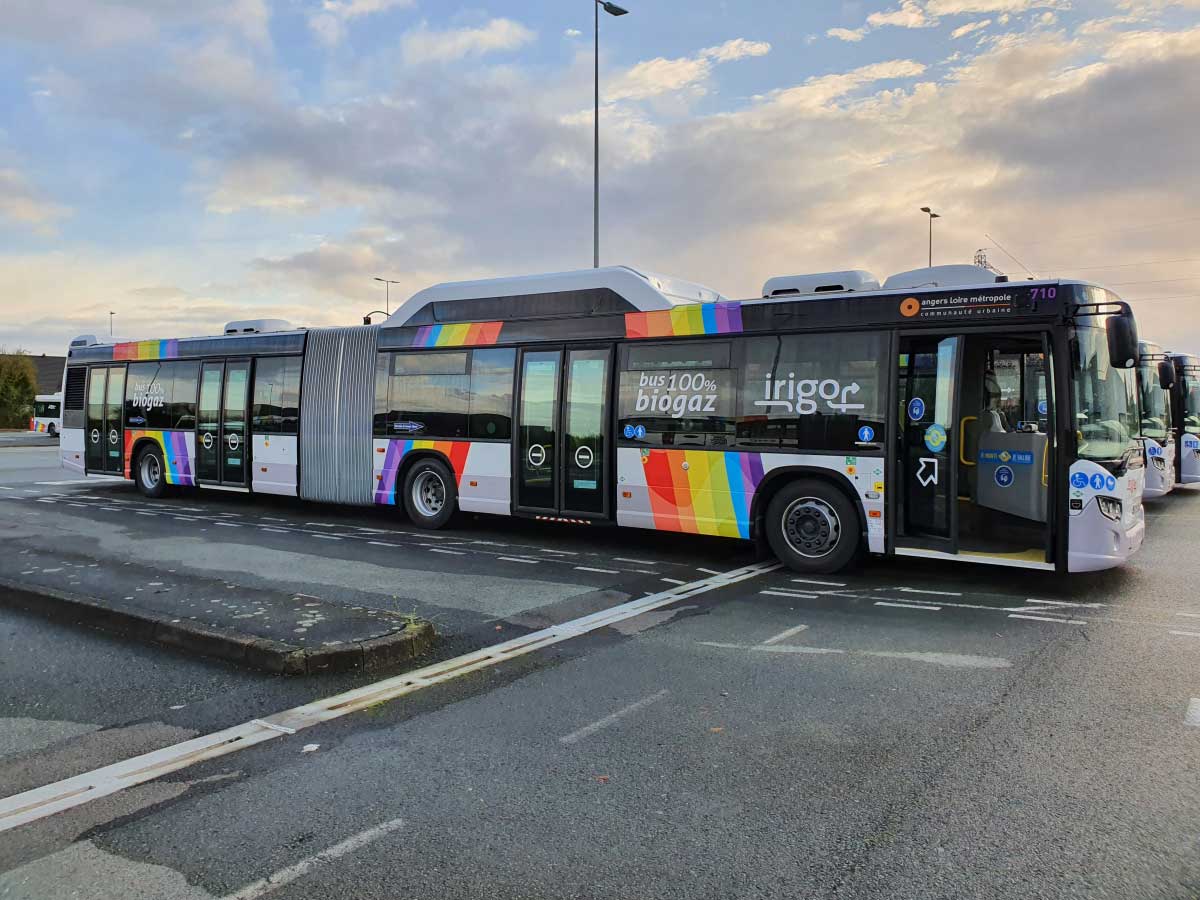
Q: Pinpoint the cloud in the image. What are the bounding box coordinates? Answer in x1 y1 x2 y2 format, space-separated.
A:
828 27 867 42
926 0 1066 12
604 37 770 102
5 0 271 49
951 19 992 38
309 0 413 47
565 28 582 38
868 1 932 28
0 167 70 235
400 18 536 64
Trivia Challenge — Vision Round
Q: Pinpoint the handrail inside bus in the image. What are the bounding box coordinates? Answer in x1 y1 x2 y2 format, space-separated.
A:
959 417 977 466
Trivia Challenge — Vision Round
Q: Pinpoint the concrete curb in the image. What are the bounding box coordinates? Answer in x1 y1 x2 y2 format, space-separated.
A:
0 577 435 676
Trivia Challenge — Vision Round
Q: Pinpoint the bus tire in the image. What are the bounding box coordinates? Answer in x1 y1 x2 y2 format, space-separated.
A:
402 458 457 529
47 424 56 437
136 444 167 499
765 479 860 574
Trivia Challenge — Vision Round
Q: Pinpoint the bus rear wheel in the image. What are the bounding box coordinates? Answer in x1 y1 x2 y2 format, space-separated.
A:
402 458 457 529
46 423 56 438
765 479 860 574
136 444 167 499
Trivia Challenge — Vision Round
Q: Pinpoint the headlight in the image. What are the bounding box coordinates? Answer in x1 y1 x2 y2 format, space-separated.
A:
1097 496 1122 521
1152 457 1167 471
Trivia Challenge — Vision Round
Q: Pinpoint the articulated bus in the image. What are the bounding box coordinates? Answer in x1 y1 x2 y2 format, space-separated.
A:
59 264 1144 574
1138 341 1177 499
1170 352 1200 486
30 393 62 436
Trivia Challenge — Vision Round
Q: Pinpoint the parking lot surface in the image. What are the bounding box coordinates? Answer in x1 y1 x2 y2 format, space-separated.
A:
2 445 1200 899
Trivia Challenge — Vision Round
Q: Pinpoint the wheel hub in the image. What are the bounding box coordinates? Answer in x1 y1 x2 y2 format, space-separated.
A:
782 497 841 558
413 471 446 517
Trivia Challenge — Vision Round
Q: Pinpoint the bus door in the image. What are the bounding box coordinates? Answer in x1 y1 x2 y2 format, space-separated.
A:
896 336 961 552
896 332 1055 565
515 345 612 519
85 365 126 475
197 359 250 487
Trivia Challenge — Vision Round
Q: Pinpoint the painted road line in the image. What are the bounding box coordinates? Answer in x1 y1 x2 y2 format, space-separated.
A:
759 587 820 597
1177 613 1200 619
760 589 819 600
612 557 659 565
1009 613 1087 625
222 818 405 900
214 522 240 528
760 624 810 645
33 479 93 486
558 690 670 745
310 534 342 541
575 566 620 574
428 548 465 555
367 541 399 547
1024 598 1106 608
697 567 722 575
0 560 778 832
698 641 844 655
498 557 540 564
660 577 687 585
876 601 942 611
1169 630 1200 638
896 587 961 597
1186 700 1200 728
791 578 846 587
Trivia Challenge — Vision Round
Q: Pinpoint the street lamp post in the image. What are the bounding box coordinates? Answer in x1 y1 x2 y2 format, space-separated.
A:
373 277 402 316
594 0 629 269
920 207 941 268
108 311 114 337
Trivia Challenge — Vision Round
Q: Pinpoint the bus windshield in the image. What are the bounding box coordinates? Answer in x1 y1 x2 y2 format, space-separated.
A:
1138 362 1171 440
1073 322 1139 460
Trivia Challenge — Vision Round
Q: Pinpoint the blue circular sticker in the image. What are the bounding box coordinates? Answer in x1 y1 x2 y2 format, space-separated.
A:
923 423 947 453
1037 399 1048 416
907 397 926 421
634 425 647 440
1147 443 1163 457
1105 475 1117 492
623 424 636 439
857 425 876 442
994 465 1014 488
1070 472 1089 489
1090 473 1107 491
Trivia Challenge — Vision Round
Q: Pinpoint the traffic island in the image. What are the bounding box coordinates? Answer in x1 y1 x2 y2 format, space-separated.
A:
0 575 435 676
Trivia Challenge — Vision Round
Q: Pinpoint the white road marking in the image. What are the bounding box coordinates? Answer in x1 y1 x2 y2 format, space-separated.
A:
1176 613 1200 619
1186 699 1200 728
498 557 540 564
259 527 289 533
876 601 942 611
896 587 961 597
1009 613 1087 625
214 522 240 528
1169 630 1200 638
760 589 818 599
305 522 338 528
367 541 398 547
760 624 810 645
222 818 405 900
660 577 687 585
558 689 670 745
575 566 620 574
310 534 342 541
0 561 778 832
790 578 845 587
698 641 844 655
428 547 464 555
35 499 55 504
1023 598 1105 608
696 567 722 575
34 480 93 486
612 557 658 565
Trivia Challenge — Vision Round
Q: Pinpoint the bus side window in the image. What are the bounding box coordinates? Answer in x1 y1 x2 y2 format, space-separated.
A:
252 357 302 435
382 351 469 439
617 341 736 448
469 348 514 440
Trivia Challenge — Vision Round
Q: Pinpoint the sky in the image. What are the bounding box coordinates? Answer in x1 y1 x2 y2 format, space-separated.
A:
1 0 1199 355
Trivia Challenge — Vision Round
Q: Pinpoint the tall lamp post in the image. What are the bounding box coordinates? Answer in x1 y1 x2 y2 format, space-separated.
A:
373 277 402 316
108 311 115 337
920 207 940 268
594 0 629 269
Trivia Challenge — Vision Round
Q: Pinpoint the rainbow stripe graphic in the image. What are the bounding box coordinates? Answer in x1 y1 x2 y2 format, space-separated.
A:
375 439 471 505
411 322 503 349
114 339 180 361
30 421 48 433
641 449 764 539
625 302 743 340
124 430 193 485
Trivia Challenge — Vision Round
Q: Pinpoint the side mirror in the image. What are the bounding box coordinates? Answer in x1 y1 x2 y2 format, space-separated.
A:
1159 360 1176 390
1106 315 1139 368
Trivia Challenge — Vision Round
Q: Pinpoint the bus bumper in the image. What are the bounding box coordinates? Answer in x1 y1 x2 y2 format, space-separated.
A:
1067 501 1145 573
1143 458 1175 499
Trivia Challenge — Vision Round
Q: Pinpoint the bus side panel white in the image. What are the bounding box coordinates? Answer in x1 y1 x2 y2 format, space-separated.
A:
1143 438 1173 499
615 448 656 531
760 453 885 554
60 428 85 474
457 442 511 516
252 434 298 497
1182 434 1200 485
1067 460 1145 572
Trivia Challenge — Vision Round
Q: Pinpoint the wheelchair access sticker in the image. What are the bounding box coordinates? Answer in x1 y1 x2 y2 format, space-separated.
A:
994 465 1014 488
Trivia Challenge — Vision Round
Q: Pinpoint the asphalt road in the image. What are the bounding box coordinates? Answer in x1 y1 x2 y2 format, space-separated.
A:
2 445 1199 899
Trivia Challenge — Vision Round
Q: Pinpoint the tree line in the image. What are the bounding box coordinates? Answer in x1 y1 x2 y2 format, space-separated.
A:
0 350 38 428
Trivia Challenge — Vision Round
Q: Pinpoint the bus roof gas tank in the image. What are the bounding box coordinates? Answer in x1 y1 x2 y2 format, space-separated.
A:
882 265 1007 290
760 270 880 298
223 319 295 335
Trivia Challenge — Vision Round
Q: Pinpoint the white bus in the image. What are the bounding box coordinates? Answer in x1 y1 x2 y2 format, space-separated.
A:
1138 341 1176 499
58 264 1145 574
1170 352 1200 486
30 392 62 437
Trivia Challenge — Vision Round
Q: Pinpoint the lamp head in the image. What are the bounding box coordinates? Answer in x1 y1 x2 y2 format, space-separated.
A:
601 2 629 15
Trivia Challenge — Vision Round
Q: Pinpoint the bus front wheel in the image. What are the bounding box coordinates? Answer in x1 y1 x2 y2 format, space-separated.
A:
136 444 167 499
765 479 860 574
402 458 457 529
